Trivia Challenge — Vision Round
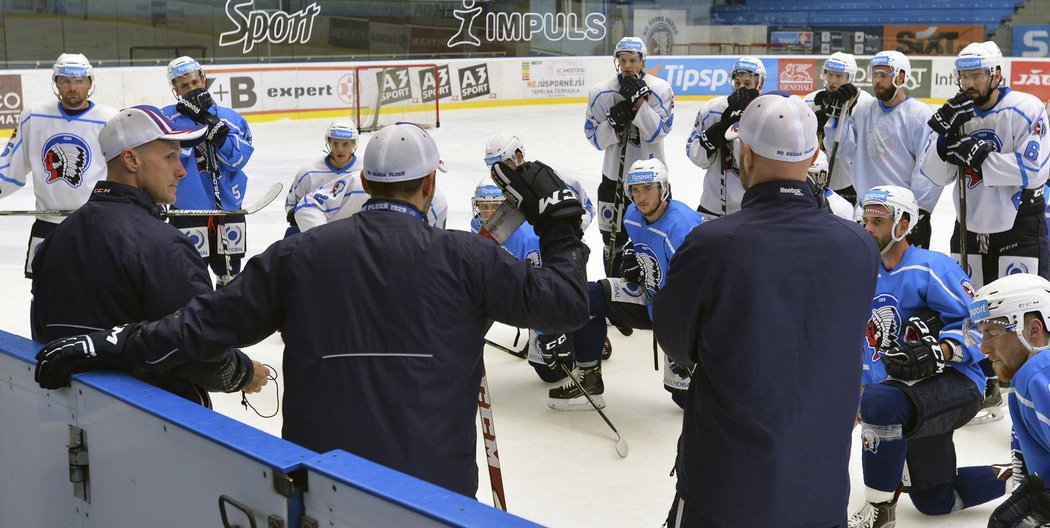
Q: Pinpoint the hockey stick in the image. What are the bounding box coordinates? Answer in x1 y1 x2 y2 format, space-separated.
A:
0 182 283 217
604 138 628 276
200 137 236 283
484 338 528 360
826 93 858 182
478 364 508 511
558 364 629 458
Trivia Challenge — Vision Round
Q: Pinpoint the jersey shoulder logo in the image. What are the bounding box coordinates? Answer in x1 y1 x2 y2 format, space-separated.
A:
866 293 902 362
525 249 542 268
41 133 91 188
633 242 662 293
330 180 346 196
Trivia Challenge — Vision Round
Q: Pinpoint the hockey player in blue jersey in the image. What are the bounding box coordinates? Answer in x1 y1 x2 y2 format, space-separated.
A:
472 132 595 383
547 158 702 410
968 274 1050 527
162 56 255 286
284 121 363 237
849 185 1007 528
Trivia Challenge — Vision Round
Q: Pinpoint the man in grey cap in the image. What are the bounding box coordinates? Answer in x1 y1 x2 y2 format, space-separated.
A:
655 93 880 526
32 105 268 406
34 122 590 498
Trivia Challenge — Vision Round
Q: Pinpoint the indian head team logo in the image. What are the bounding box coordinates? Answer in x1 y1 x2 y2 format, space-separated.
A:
961 278 976 299
964 129 1002 189
524 248 542 267
41 133 91 187
632 242 662 292
865 293 902 362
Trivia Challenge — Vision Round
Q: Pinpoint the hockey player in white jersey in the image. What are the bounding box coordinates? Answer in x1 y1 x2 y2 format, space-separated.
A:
808 150 856 220
919 41 1050 288
283 120 363 236
686 56 763 220
849 185 1007 528
584 36 674 277
805 52 874 205
0 53 117 277
825 50 943 249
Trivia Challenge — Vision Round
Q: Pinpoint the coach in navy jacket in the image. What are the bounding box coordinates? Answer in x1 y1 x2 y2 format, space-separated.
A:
655 94 879 527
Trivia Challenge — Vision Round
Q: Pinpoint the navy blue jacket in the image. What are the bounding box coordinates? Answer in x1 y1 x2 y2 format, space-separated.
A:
30 181 252 405
653 179 878 526
127 198 590 497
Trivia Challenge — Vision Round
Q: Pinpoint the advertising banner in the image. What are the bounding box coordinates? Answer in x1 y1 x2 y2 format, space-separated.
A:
1013 25 1050 58
0 75 23 128
884 25 984 55
812 27 883 55
520 60 588 98
775 58 817 96
1011 61 1050 102
647 57 743 96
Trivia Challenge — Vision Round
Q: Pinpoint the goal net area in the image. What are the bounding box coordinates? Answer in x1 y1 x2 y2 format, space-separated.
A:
348 64 442 132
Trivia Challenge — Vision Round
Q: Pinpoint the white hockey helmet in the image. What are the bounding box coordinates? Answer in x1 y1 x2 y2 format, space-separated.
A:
167 56 205 83
614 37 647 61
861 185 918 247
624 158 670 203
807 150 830 189
955 41 1003 77
53 53 93 79
823 52 858 85
326 120 358 142
965 273 1050 353
472 178 505 218
732 56 766 90
483 132 524 167
868 51 911 89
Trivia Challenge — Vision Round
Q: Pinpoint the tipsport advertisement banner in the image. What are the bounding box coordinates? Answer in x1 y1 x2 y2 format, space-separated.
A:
646 57 819 97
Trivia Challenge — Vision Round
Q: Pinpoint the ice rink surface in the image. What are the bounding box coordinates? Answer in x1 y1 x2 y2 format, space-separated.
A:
0 100 1013 527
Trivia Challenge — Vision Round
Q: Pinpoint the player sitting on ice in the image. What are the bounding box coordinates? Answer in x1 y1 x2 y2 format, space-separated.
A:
548 159 702 410
472 132 596 380
849 185 1008 528
283 120 365 237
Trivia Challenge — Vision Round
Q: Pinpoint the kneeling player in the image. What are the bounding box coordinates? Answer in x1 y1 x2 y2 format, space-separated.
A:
473 132 594 383
550 159 702 410
850 185 1006 527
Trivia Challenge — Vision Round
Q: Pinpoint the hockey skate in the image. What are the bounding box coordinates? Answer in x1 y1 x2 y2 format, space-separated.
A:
847 500 896 528
548 365 605 411
967 378 1005 426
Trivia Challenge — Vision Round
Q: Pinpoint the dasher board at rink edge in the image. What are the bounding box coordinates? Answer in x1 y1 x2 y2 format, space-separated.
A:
0 330 538 528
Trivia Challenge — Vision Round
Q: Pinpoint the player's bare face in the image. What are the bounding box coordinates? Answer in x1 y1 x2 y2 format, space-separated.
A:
173 71 206 98
860 208 895 251
732 72 759 91
630 183 666 220
477 201 502 223
327 138 355 169
870 68 899 102
56 76 91 110
978 319 1025 382
823 70 849 91
136 140 187 205
617 53 644 78
958 69 996 108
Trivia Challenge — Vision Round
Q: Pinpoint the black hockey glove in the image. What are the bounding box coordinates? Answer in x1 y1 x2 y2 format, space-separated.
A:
537 332 574 370
176 87 216 124
35 323 142 390
607 100 634 135
618 74 651 107
667 357 692 379
621 244 643 285
822 84 859 117
946 135 996 171
490 160 584 232
697 120 730 156
204 119 230 148
989 474 1050 528
723 87 759 125
814 108 830 133
928 91 975 138
883 334 945 381
902 309 944 343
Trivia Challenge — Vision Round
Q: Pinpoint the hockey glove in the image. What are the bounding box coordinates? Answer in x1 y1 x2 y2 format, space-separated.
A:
667 357 692 379
902 309 944 343
989 474 1050 528
618 74 651 107
490 160 585 231
536 332 574 370
620 244 643 285
823 84 859 117
946 135 996 171
35 323 142 390
883 334 945 381
723 87 759 125
928 91 975 138
175 88 216 124
814 108 830 134
607 100 634 135
696 120 730 156
204 119 230 148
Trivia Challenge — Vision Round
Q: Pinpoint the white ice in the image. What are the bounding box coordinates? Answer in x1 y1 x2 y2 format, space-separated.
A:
0 100 1012 527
